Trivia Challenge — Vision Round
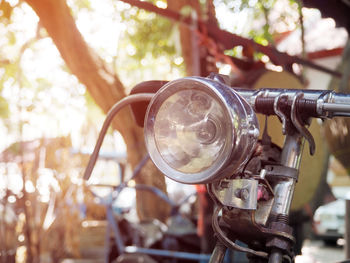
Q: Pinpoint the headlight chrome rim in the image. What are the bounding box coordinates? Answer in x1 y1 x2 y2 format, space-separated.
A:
144 77 259 184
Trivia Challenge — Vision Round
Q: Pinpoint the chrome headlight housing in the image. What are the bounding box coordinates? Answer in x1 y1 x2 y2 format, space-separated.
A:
144 77 259 184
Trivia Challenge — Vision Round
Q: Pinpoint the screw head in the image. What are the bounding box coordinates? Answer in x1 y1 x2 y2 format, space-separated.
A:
235 188 249 201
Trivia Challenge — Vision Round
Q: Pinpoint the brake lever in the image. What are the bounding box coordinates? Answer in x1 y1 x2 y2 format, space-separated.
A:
291 92 316 155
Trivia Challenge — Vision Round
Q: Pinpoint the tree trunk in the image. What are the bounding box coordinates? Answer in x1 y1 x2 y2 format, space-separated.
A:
167 0 217 76
24 0 169 222
167 0 202 76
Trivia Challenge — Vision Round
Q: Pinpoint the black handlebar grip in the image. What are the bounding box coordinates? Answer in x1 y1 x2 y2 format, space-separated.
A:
255 97 318 118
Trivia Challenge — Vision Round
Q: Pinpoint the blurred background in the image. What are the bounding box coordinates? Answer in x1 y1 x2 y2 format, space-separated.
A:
0 0 349 262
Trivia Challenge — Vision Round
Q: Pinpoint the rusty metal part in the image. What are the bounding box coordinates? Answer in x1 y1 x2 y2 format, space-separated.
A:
220 207 295 246
211 205 269 259
212 179 258 210
266 221 294 251
254 175 275 226
208 177 294 260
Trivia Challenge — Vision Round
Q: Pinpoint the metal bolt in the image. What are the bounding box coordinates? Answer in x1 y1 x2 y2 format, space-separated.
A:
235 188 249 200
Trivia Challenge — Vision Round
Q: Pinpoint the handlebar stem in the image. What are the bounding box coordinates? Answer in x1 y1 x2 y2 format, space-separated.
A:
271 132 304 216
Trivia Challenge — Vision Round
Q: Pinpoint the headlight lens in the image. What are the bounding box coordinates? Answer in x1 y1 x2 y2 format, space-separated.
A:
145 77 259 184
154 89 227 174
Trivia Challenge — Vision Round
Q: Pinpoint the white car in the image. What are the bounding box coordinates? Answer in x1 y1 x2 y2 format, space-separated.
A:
313 187 349 244
313 198 345 244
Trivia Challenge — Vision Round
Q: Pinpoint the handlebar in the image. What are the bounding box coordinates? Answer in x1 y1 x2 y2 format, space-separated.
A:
234 88 350 118
129 80 350 130
85 80 350 181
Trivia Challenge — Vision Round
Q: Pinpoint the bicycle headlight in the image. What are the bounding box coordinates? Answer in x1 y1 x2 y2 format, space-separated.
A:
144 77 259 184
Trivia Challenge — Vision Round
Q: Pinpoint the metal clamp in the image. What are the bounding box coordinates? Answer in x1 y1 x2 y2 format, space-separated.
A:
264 165 299 181
213 179 258 210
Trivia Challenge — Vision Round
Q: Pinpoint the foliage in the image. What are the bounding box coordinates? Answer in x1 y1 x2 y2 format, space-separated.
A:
74 0 92 10
0 4 89 261
118 1 185 81
218 0 301 55
0 0 17 118
121 9 176 60
116 0 302 75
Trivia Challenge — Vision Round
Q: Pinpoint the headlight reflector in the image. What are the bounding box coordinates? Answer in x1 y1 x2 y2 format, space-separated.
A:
145 77 259 184
154 89 227 174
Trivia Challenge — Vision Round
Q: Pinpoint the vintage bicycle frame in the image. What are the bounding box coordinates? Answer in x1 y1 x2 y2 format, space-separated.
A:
84 75 350 263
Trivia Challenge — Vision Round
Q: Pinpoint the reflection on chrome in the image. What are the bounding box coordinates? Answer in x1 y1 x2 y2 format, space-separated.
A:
154 89 227 174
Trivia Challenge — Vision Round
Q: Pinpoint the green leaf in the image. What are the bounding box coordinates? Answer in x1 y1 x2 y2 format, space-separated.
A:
122 9 177 60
